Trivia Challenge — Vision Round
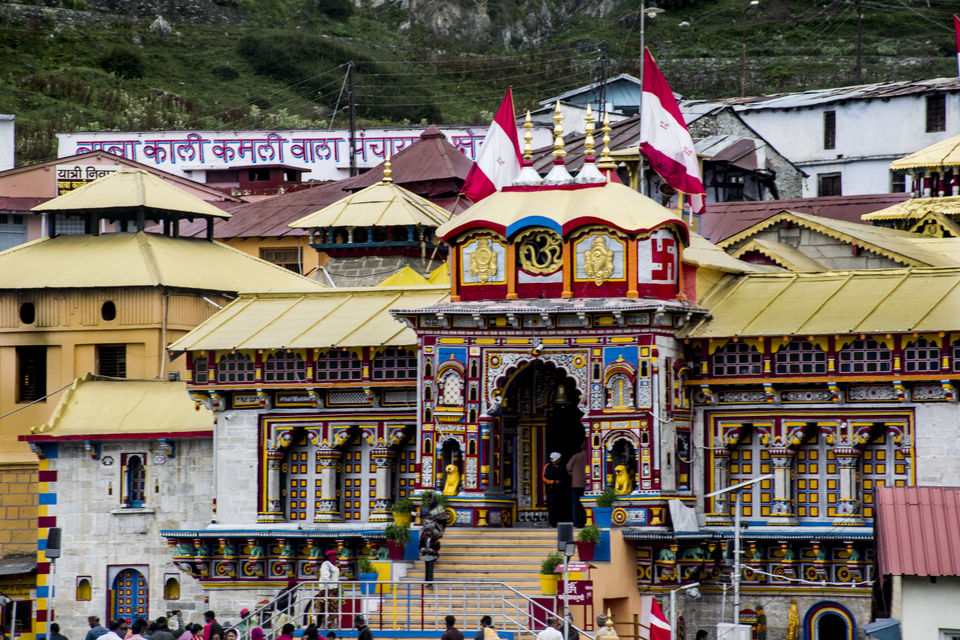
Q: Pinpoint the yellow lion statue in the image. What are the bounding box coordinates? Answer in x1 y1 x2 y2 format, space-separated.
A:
614 464 633 495
442 463 461 496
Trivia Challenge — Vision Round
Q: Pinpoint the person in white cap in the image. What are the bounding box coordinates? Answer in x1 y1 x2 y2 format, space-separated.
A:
542 452 563 526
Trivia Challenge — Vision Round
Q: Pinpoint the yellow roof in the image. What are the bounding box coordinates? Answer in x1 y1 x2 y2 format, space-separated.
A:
0 232 325 292
437 182 689 243
168 286 451 352
680 267 960 338
861 196 960 221
427 263 450 284
684 231 779 274
377 266 430 286
32 168 230 218
30 374 214 437
719 211 960 267
289 180 451 229
728 238 828 271
890 134 960 170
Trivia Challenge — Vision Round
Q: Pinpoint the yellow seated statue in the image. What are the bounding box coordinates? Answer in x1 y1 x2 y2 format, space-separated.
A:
614 464 633 494
442 464 461 496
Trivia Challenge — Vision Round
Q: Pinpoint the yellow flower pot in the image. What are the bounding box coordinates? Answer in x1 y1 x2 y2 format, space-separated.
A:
393 512 412 527
539 574 559 595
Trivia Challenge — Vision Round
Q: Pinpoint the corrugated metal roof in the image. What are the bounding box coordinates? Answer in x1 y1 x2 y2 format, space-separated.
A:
684 232 778 274
862 195 960 221
33 168 231 218
700 193 910 242
890 134 960 170
289 179 452 229
729 238 828 271
719 211 960 267
539 73 645 106
167 286 450 352
875 486 960 577
28 373 214 438
0 232 325 291
679 267 960 338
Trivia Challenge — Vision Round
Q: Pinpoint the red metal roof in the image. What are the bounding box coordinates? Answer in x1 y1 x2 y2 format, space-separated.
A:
700 193 910 242
875 486 960 577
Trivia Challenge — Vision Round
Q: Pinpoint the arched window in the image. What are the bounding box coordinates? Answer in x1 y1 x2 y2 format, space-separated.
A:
126 455 145 507
605 374 634 409
163 576 180 600
837 338 892 374
711 343 762 377
903 338 940 373
264 349 306 382
315 349 361 381
371 347 417 380
76 576 92 601
438 370 464 407
775 340 827 375
217 352 255 383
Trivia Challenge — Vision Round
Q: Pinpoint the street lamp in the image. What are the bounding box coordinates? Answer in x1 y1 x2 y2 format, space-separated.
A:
705 474 773 625
668 582 701 639
740 0 760 97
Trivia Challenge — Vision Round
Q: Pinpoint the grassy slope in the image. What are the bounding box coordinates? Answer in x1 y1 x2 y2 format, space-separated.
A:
1 0 956 165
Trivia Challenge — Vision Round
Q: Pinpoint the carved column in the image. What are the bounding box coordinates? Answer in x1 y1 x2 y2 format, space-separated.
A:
768 448 798 525
259 448 285 523
315 448 343 523
369 448 396 522
705 448 731 525
833 447 864 525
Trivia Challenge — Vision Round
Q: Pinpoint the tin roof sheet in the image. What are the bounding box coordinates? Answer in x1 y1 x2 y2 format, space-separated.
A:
861 195 960 221
729 238 828 271
167 286 450 352
890 134 960 170
289 180 452 229
679 267 960 338
28 374 214 438
875 486 960 577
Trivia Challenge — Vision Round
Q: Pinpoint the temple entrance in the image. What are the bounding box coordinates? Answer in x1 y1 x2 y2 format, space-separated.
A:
494 360 585 527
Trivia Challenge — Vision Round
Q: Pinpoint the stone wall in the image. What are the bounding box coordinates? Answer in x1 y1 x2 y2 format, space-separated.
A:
324 255 446 287
0 464 37 561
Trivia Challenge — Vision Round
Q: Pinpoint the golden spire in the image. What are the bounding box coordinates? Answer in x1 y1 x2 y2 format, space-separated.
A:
597 113 615 169
383 156 393 182
584 104 596 159
552 101 566 160
523 110 534 163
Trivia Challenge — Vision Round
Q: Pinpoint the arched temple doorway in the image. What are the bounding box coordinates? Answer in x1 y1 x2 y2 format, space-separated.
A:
493 360 584 526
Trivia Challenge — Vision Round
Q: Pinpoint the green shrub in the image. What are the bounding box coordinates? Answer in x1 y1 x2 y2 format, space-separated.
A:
100 45 143 79
358 557 375 574
595 488 617 508
576 525 601 543
540 552 563 575
384 523 411 545
391 498 414 514
317 0 353 19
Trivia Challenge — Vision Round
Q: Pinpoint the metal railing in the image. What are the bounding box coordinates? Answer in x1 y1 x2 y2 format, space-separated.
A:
234 580 584 640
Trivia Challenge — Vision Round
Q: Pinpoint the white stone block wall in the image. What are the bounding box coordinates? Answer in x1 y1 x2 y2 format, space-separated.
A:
214 410 262 527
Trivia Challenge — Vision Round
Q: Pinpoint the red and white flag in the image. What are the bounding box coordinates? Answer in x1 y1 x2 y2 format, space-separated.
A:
954 15 960 77
649 597 671 640
639 48 706 215
461 87 523 202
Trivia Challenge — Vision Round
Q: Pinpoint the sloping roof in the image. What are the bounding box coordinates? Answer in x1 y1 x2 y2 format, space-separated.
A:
890 134 960 170
683 232 779 274
729 238 828 271
346 125 473 195
377 266 430 286
700 193 910 242
538 73 644 106
679 267 960 338
718 211 960 267
289 179 452 229
862 195 960 221
167 286 450 352
438 181 689 243
0 150 243 204
27 374 214 439
33 168 230 218
0 232 325 291
875 486 960 578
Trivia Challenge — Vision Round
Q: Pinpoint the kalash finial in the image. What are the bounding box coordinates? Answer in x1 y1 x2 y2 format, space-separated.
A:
552 100 566 160
544 102 574 185
512 110 544 187
597 113 617 174
575 103 605 184
383 156 393 183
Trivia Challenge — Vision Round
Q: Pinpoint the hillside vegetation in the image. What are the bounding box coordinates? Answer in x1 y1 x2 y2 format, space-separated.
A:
0 0 956 165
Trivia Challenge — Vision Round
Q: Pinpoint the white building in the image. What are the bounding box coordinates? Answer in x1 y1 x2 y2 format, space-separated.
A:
682 77 960 198
0 115 14 172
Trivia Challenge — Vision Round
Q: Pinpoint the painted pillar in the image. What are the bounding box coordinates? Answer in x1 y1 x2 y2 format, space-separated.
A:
479 414 493 490
369 448 396 522
768 448 798 525
315 448 343 522
259 448 285 523
833 447 864 525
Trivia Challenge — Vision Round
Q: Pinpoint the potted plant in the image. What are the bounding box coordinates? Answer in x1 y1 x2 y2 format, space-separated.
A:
391 498 415 527
357 557 378 594
592 487 616 528
539 552 563 595
576 525 601 562
384 524 411 560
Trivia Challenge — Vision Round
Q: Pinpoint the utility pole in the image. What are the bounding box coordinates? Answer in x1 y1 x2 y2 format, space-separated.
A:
348 61 356 177
855 0 863 83
599 41 608 121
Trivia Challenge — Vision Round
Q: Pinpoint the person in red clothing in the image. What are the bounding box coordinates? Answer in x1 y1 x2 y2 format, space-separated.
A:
202 612 223 640
276 624 295 640
441 616 464 640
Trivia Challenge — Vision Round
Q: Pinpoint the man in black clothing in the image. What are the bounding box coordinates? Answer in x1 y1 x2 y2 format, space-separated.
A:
441 615 464 640
474 616 493 640
355 615 372 640
50 623 68 640
542 452 563 526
